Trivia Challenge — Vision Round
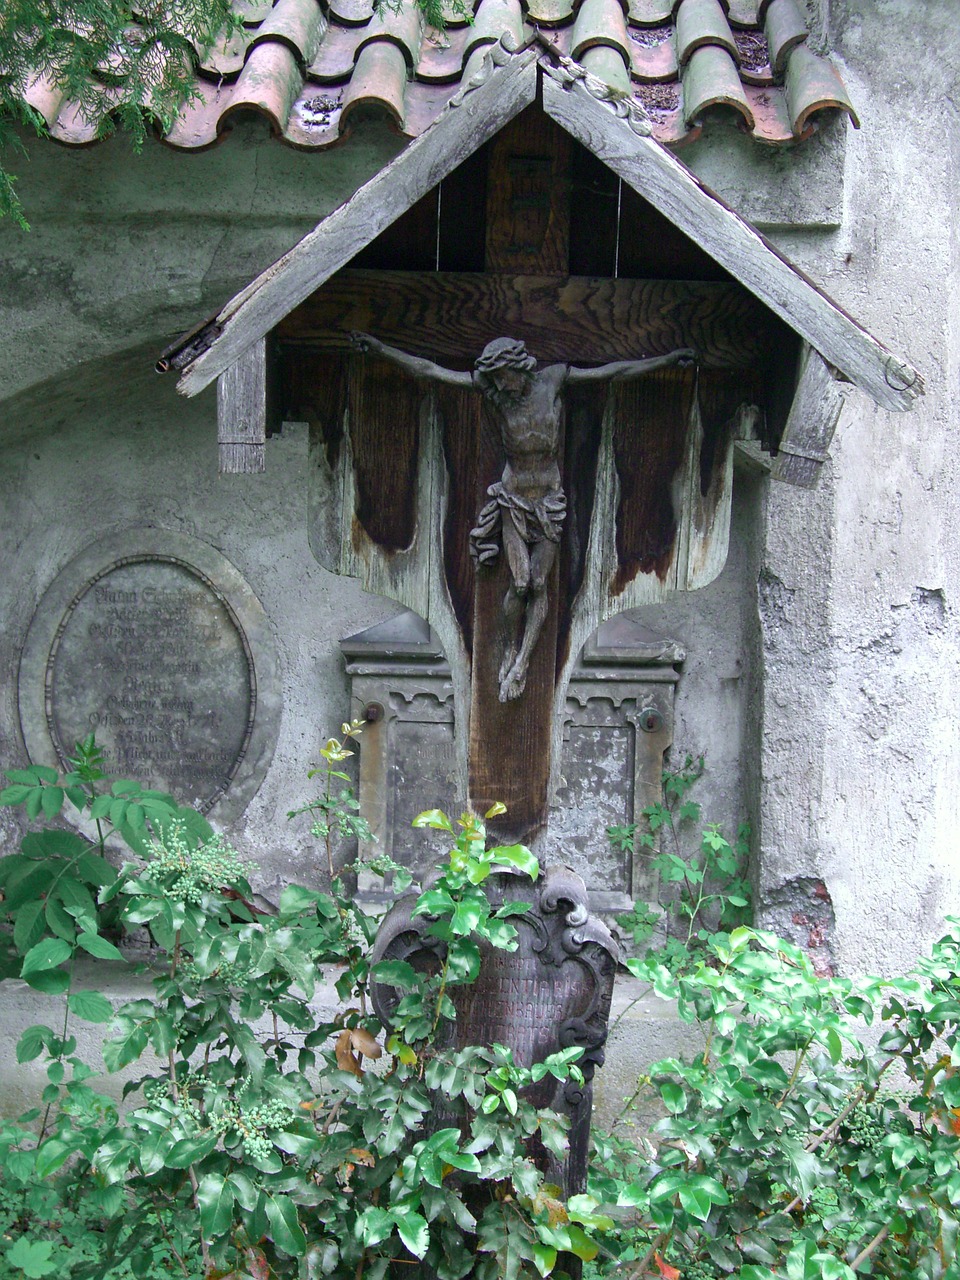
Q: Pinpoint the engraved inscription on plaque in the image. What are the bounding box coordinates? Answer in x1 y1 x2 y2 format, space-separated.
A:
19 531 281 823
47 558 255 811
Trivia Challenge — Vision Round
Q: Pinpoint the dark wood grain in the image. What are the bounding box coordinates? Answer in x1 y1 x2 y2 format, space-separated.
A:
484 104 572 275
469 551 558 844
277 270 768 368
347 356 422 552
609 368 696 594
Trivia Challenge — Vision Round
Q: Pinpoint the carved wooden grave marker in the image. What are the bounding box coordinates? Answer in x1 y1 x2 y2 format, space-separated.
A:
371 865 619 1197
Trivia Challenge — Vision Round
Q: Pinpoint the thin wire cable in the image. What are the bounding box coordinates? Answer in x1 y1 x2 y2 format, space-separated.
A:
436 181 443 271
614 177 622 279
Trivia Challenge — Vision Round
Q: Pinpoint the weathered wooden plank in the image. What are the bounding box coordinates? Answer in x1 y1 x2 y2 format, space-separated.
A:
217 338 269 474
338 365 435 621
771 342 848 488
177 44 539 398
468 551 559 842
277 270 769 367
541 62 923 413
484 104 572 274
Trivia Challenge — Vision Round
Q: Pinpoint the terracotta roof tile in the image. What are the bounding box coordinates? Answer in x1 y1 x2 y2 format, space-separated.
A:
571 0 631 65
785 41 860 133
20 0 857 155
466 0 526 60
763 0 807 76
682 44 754 129
675 0 737 66
251 0 327 64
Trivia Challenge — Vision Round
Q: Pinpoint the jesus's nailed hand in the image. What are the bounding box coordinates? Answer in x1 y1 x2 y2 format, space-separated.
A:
349 331 376 354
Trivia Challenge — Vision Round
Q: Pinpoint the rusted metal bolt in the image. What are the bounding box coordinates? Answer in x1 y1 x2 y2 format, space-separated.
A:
364 702 384 724
639 707 663 733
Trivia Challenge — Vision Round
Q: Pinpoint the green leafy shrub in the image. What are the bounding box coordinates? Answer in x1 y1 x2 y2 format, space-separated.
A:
609 756 751 970
587 925 960 1280
0 731 595 1279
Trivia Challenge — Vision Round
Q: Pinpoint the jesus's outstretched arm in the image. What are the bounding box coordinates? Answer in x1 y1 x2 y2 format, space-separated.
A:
565 348 696 385
349 332 473 389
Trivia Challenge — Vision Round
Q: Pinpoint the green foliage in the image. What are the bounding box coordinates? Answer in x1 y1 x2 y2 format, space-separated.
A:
0 0 241 226
610 755 751 970
0 732 590 1279
587 924 960 1280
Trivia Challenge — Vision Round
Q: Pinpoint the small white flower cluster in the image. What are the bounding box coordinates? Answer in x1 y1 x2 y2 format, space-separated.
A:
144 822 250 903
211 1096 295 1163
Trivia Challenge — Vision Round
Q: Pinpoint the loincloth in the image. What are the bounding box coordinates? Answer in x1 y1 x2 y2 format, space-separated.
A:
469 481 567 565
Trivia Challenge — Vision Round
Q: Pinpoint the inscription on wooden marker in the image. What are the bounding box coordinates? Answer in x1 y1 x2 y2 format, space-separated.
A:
46 557 255 811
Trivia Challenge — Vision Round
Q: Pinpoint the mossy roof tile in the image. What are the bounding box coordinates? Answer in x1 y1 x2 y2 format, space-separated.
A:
20 0 857 153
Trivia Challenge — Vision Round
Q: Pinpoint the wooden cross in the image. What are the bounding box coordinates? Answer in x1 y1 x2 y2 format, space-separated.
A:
277 106 770 843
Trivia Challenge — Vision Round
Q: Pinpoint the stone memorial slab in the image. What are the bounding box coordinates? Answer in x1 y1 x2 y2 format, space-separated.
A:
370 865 619 1197
19 531 280 820
342 611 682 908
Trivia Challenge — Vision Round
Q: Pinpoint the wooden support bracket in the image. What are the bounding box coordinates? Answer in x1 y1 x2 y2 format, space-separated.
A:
217 337 276 474
771 343 848 487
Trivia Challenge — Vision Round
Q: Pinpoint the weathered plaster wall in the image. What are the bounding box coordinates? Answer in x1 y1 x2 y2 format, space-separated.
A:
0 348 399 900
747 0 960 976
0 117 403 406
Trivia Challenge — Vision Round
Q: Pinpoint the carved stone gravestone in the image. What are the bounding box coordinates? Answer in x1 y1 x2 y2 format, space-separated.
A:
18 530 281 820
370 865 619 1197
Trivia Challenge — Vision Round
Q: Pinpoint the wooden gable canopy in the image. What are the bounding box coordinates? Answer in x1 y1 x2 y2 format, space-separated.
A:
162 38 923 490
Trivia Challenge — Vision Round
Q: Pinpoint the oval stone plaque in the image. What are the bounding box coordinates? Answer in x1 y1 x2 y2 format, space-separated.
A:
19 531 280 819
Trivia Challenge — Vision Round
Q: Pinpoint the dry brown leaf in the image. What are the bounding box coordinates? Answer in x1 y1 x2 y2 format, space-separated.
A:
350 1027 383 1059
335 1028 362 1076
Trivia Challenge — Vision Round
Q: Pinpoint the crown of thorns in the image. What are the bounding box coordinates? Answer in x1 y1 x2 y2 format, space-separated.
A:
474 338 537 374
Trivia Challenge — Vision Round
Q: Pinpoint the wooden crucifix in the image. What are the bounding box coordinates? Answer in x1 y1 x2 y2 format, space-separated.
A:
349 332 694 702
291 106 766 845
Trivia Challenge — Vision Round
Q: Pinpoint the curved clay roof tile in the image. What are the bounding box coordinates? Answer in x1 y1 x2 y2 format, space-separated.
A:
234 0 274 24
164 84 230 148
626 0 672 22
307 24 365 82
742 81 793 142
283 85 344 145
629 24 678 80
682 43 755 128
249 0 327 68
572 0 631 64
676 0 738 66
197 27 251 79
355 0 424 70
341 39 409 129
763 0 806 77
785 42 859 135
725 0 758 25
22 72 69 131
225 40 303 132
465 0 525 59
580 43 631 90
327 0 376 27
525 0 576 28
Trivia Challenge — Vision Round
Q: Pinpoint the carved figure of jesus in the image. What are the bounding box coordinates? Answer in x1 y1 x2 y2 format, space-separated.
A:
350 333 694 702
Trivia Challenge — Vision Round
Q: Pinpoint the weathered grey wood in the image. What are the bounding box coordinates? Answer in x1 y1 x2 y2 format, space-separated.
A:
217 338 268 474
177 43 538 398
540 61 923 414
771 342 848 488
